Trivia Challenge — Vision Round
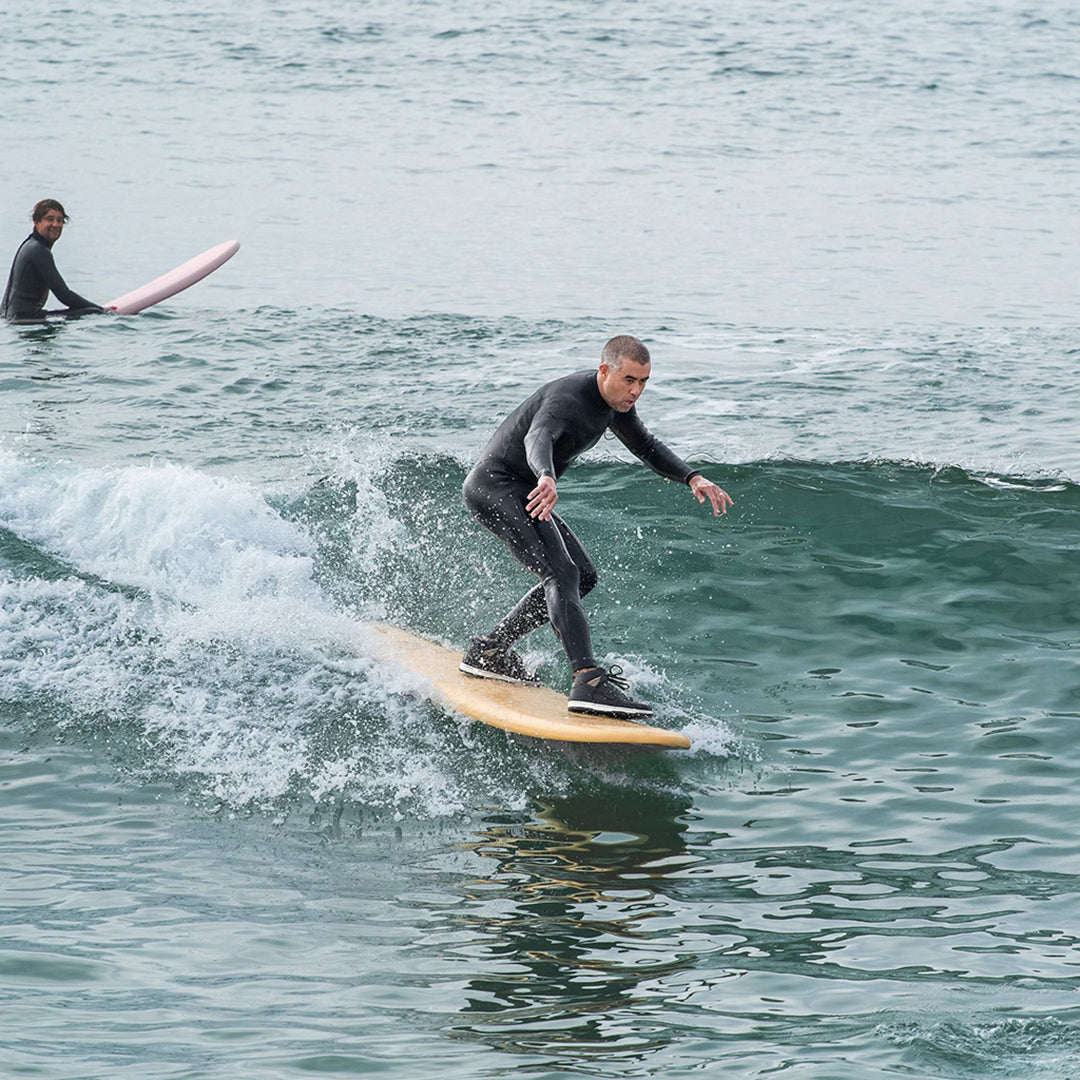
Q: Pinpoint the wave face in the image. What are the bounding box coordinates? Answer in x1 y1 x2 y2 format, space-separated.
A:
2 445 1076 816
0 449 724 813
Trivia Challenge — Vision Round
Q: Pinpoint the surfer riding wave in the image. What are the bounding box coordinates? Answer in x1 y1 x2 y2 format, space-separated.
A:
461 334 732 719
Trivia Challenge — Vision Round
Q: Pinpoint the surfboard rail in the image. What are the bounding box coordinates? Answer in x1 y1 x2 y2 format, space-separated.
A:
369 623 691 749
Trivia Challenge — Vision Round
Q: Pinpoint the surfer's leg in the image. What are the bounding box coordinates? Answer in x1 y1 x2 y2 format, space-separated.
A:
489 517 596 644
464 471 597 670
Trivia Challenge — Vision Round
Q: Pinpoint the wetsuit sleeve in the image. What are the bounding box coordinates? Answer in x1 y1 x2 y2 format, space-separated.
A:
31 243 101 312
610 410 701 484
522 408 561 479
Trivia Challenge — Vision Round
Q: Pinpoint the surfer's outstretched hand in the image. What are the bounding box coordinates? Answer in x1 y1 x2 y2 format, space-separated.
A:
690 474 733 517
527 476 558 521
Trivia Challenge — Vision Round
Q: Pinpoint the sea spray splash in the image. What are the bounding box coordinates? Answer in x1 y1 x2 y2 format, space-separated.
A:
0 449 705 815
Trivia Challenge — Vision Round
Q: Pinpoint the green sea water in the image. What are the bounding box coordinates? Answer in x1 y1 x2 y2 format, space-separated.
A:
3 2 1080 1077
3 311 1079 1078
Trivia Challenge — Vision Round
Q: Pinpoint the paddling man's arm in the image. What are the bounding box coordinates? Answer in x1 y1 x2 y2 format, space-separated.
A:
29 240 101 312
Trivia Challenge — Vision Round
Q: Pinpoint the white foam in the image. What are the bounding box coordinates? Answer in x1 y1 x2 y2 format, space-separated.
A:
0 448 317 611
0 448 695 816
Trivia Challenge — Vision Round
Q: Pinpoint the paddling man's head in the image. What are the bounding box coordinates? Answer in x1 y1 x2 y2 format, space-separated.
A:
597 334 651 413
32 199 68 246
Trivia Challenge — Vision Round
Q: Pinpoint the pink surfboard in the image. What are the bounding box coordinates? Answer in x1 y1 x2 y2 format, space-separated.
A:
106 239 240 315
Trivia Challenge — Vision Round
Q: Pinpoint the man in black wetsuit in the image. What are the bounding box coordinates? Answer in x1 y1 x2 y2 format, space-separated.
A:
1 199 103 322
460 334 733 719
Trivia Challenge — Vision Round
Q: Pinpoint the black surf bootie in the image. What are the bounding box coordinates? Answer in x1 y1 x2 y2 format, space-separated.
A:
568 665 652 718
459 636 539 685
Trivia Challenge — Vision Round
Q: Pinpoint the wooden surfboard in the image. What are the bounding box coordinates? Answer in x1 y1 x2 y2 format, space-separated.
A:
369 623 691 749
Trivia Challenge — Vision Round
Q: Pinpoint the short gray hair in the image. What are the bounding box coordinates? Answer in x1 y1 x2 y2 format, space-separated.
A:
600 335 650 370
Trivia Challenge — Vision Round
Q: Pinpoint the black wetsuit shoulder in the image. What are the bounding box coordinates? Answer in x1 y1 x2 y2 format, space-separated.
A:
1 232 100 320
475 369 700 485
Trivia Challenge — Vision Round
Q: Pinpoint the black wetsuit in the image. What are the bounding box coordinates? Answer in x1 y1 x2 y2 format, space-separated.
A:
463 369 700 670
1 232 102 321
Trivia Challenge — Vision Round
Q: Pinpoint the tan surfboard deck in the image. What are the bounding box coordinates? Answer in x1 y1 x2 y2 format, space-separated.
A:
369 623 691 749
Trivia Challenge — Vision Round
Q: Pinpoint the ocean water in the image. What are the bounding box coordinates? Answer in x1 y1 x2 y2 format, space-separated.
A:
2 2 1079 1078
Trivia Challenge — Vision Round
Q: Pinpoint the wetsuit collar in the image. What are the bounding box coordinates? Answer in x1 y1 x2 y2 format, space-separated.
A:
589 370 611 410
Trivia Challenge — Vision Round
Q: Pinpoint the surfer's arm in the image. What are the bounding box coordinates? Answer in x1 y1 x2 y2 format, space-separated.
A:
610 409 699 482
520 408 563 521
611 411 732 515
522 407 561 483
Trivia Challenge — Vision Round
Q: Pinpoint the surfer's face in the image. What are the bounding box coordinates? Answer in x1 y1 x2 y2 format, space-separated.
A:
598 358 650 412
34 210 65 244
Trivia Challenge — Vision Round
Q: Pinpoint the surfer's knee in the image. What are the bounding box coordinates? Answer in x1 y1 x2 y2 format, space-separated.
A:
461 470 484 514
541 554 580 599
579 562 598 596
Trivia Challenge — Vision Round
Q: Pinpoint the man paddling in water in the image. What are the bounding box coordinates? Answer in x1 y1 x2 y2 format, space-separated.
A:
1 199 103 322
461 334 732 718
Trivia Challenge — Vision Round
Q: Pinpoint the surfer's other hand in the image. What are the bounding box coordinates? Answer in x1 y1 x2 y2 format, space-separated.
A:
527 476 558 520
690 474 732 517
